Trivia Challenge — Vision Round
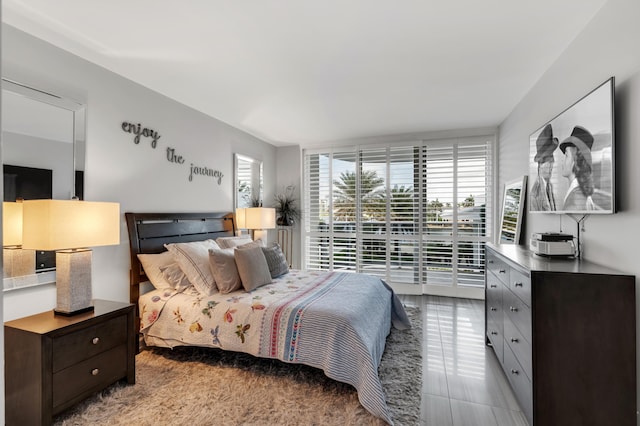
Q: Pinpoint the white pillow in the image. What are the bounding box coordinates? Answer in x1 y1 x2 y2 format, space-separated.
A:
209 248 242 293
216 235 253 249
165 239 220 296
160 262 193 292
137 251 174 289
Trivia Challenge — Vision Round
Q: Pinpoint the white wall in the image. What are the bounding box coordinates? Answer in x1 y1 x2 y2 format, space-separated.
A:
498 0 640 413
1 24 277 320
275 145 302 268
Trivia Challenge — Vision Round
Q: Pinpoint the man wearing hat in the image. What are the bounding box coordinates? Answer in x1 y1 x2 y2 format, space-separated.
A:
560 125 597 211
530 123 558 211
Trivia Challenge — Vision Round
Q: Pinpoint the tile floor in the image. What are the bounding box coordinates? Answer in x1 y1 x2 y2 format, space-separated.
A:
399 295 529 426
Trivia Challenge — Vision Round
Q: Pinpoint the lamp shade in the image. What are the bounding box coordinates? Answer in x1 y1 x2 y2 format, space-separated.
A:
22 200 120 250
235 207 246 229
3 202 23 247
245 207 276 230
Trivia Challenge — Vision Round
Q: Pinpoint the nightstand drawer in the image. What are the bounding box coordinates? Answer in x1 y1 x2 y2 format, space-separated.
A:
53 315 127 372
52 344 128 410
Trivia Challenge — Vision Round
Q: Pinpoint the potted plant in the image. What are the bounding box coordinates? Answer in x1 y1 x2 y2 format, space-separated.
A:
274 186 300 226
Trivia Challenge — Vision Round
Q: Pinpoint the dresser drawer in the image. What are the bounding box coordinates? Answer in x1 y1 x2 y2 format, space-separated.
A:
504 317 532 380
510 268 531 307
486 317 504 363
487 251 509 285
504 344 532 424
52 344 128 411
504 288 531 343
53 314 127 372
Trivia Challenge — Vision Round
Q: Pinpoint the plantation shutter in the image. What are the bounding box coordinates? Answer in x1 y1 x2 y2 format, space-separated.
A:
303 136 492 296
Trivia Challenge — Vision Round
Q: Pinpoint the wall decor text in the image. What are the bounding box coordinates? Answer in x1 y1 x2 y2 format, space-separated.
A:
121 120 223 185
122 121 161 148
190 163 224 184
166 147 185 164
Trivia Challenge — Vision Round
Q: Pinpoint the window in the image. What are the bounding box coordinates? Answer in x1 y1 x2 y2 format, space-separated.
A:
303 136 493 297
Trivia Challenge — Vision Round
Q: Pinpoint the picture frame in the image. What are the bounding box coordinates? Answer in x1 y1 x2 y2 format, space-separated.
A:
499 176 527 244
528 77 615 214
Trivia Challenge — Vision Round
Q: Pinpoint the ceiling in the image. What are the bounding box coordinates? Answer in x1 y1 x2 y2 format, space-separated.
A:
2 0 607 147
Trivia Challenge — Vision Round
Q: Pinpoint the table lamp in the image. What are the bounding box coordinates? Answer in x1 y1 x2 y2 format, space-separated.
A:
3 201 35 278
22 200 120 316
245 207 275 243
235 207 246 236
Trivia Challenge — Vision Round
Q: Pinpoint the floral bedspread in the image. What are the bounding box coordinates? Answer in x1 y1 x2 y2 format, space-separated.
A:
139 269 410 424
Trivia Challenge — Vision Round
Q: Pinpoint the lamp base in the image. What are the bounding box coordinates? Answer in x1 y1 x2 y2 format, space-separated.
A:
3 248 36 278
55 249 93 315
54 305 95 316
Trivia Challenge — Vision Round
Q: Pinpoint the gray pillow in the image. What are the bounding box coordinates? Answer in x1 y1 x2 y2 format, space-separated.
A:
164 239 220 296
261 242 289 278
234 243 272 291
209 248 242 293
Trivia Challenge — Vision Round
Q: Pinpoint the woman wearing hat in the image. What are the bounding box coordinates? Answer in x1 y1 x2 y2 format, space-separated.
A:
530 124 558 211
560 125 598 211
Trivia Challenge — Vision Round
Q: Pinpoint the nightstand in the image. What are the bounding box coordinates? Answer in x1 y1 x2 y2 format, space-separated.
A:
4 299 136 425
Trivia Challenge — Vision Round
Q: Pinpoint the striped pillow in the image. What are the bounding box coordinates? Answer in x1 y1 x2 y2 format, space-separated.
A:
261 242 289 278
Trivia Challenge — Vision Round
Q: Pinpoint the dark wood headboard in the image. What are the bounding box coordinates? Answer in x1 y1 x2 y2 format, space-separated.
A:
125 211 235 321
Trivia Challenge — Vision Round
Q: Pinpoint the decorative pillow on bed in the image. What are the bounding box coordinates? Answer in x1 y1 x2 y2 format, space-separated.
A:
234 242 272 291
208 248 242 293
261 242 289 278
216 235 253 249
164 239 220 296
160 262 193 292
137 251 174 289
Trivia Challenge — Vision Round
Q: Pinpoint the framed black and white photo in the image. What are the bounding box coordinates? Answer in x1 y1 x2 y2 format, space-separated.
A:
529 77 615 214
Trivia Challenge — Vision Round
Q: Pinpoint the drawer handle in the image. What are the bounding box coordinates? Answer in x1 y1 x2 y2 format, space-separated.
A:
91 368 100 376
490 284 497 288
498 269 506 274
514 282 523 287
510 369 519 375
490 307 497 312
509 306 518 312
510 338 519 343
92 337 100 345
490 331 498 335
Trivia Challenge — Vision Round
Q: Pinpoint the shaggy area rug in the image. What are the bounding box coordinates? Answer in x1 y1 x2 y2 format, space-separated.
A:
55 306 422 426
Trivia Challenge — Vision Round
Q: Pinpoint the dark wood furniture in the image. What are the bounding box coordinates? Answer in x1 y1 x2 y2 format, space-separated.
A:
125 211 235 341
4 299 136 426
485 243 636 426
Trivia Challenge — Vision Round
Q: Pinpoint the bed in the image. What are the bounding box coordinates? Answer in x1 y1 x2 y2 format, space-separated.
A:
126 212 411 424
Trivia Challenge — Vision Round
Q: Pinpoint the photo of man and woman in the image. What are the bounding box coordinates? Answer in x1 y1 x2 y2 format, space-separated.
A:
529 78 614 214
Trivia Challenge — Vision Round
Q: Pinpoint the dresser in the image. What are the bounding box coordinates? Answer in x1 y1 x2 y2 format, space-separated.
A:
485 243 636 426
4 299 136 425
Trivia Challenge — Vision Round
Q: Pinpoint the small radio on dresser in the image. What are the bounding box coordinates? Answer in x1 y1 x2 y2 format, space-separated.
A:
529 232 576 256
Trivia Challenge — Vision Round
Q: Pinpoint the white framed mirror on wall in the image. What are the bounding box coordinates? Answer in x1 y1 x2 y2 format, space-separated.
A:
499 176 527 244
2 79 86 291
234 153 263 208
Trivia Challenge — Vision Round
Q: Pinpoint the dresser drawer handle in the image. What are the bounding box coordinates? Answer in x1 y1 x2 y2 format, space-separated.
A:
498 269 506 274
92 337 100 345
490 284 497 288
510 338 519 343
510 369 519 375
509 306 518 312
91 368 100 376
514 282 523 287
490 307 497 312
